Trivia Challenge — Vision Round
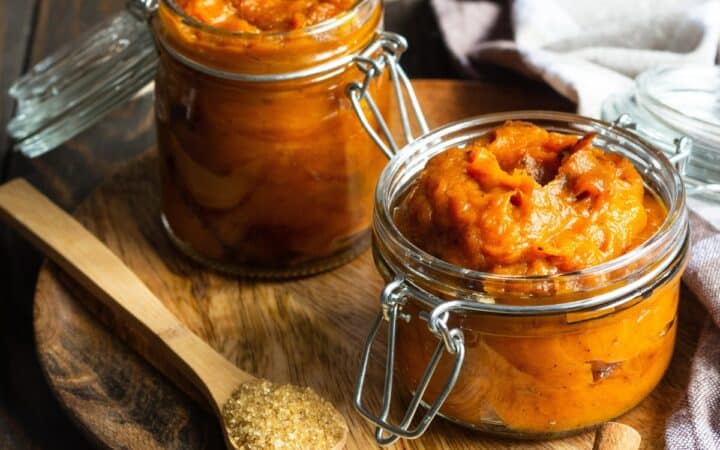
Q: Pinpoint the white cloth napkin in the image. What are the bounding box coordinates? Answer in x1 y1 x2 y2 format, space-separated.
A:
666 212 720 449
432 0 720 117
431 1 720 448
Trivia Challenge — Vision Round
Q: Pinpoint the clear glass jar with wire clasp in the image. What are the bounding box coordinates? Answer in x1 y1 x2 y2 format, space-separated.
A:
153 0 394 277
7 0 421 278
353 112 690 444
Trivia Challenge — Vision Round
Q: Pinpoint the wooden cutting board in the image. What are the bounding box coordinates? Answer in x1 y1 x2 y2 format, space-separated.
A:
32 80 705 449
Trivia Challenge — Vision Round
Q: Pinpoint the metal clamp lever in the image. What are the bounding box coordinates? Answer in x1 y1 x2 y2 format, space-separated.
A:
354 278 465 446
347 32 430 159
127 0 159 19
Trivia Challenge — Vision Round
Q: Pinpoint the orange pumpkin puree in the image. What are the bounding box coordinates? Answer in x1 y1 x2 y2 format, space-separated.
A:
154 0 388 271
392 122 678 434
395 121 665 276
176 0 357 32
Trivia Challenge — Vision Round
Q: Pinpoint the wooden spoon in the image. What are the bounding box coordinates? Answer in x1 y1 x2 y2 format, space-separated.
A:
0 179 348 450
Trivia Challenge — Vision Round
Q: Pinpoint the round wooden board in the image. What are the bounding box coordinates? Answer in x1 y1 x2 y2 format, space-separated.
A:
33 80 705 449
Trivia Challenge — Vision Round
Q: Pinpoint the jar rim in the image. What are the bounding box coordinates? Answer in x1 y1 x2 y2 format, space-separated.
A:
374 111 688 291
162 0 369 38
155 0 383 81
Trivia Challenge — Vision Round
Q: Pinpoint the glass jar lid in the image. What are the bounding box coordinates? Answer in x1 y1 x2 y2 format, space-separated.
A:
602 65 720 201
6 3 158 158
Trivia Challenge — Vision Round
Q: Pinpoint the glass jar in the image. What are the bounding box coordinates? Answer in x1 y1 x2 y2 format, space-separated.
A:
8 0 403 278
354 111 689 445
152 0 390 277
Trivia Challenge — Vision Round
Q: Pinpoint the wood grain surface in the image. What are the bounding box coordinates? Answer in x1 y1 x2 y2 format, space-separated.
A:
0 3 154 448
30 80 700 449
0 0 40 435
0 0 36 161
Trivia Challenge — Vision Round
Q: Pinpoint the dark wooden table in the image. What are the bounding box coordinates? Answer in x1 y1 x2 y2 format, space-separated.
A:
0 1 565 448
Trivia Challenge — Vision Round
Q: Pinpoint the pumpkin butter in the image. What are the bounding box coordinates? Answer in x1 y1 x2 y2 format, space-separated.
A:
395 121 665 276
391 122 678 434
154 0 387 274
176 0 357 32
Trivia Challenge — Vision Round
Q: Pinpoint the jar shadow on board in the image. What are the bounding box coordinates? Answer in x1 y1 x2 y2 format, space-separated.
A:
354 112 689 444
152 0 390 278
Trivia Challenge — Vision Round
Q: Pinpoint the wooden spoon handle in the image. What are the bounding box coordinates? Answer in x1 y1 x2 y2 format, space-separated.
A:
593 422 641 450
0 179 249 407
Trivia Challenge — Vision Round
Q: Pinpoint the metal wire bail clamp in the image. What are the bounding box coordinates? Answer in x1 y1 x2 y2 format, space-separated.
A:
346 32 430 159
354 278 465 446
127 0 159 19
347 32 466 446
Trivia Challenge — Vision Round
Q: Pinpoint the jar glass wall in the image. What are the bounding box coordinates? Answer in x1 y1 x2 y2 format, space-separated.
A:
367 112 689 439
152 0 389 277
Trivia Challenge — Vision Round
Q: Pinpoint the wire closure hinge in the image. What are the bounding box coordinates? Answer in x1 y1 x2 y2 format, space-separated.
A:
346 32 430 159
127 0 159 20
612 114 720 196
354 278 465 446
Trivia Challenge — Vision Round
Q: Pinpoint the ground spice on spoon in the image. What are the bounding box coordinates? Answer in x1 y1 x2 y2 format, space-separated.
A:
222 380 347 450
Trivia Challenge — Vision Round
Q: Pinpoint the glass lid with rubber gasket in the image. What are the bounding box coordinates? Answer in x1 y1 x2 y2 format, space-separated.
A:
602 65 720 201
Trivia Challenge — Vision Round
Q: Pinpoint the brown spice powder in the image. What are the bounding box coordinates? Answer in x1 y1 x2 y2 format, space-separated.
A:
222 380 346 450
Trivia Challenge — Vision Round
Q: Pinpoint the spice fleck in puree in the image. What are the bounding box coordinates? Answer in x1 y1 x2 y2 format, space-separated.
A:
154 0 387 272
393 122 677 433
